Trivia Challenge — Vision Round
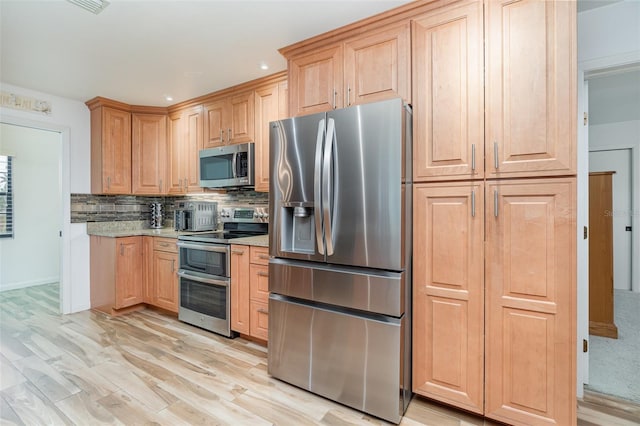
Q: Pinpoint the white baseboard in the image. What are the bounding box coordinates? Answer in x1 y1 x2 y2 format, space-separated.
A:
0 277 59 292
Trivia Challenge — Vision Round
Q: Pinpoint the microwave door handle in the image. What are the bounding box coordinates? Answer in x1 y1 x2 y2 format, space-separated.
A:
323 118 335 256
232 152 238 179
314 118 326 255
177 271 228 287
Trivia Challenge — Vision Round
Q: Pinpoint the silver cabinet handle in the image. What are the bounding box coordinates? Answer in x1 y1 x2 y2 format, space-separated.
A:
231 249 245 255
333 90 337 109
257 308 268 315
314 119 326 255
220 129 224 144
257 271 269 277
107 176 111 191
172 259 175 273
159 179 163 192
494 142 499 170
471 144 476 172
120 243 124 256
471 190 476 218
494 189 499 217
347 83 351 106
178 178 183 190
258 254 269 260
228 128 232 143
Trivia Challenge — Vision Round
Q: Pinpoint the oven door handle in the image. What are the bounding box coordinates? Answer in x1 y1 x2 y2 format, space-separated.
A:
177 241 229 254
177 271 228 287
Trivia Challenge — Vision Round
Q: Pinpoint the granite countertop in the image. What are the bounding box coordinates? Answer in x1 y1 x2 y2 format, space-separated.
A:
228 234 269 247
86 221 269 247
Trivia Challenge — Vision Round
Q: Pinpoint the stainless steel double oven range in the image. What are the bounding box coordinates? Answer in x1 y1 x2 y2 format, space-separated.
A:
177 206 268 337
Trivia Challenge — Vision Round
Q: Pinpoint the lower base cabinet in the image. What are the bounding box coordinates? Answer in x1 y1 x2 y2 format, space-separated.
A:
413 178 576 426
151 237 179 313
231 244 270 341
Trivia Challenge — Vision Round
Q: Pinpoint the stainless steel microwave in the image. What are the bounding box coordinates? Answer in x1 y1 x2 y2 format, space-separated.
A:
199 142 254 189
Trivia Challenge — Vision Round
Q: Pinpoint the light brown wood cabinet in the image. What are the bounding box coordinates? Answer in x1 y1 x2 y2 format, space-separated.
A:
412 1 484 181
254 80 288 192
413 0 575 182
167 105 204 194
203 91 254 149
151 237 179 313
230 244 250 334
230 244 269 341
413 182 484 414
484 178 575 425
286 22 410 117
90 236 144 314
485 0 576 178
132 113 167 194
88 101 132 194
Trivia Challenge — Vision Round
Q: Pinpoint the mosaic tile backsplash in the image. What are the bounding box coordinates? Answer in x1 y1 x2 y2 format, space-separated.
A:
71 191 268 224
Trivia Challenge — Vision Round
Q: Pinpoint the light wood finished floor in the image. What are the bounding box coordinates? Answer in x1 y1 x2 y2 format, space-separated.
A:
1 284 639 425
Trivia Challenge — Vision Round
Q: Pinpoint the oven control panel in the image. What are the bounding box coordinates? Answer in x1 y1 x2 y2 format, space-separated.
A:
219 207 269 223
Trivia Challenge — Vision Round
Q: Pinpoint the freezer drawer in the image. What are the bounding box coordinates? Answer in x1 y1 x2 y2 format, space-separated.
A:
269 258 404 317
268 294 408 424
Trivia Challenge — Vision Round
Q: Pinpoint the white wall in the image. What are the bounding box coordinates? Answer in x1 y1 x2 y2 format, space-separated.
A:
0 124 61 289
0 81 91 313
578 0 640 67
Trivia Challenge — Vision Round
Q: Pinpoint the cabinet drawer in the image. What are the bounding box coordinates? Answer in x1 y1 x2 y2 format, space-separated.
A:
250 246 270 265
250 264 269 303
250 299 269 341
154 237 177 253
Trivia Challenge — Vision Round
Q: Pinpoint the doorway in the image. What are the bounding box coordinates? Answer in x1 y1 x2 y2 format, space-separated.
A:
583 67 640 404
0 118 70 314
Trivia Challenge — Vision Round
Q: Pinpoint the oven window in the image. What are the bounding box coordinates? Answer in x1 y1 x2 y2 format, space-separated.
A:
180 277 227 320
179 247 227 277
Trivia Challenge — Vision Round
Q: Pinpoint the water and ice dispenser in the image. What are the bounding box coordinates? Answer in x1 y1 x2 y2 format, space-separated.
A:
279 203 315 254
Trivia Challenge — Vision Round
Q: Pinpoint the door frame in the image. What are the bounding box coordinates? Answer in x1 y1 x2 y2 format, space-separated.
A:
0 116 71 314
577 54 640 397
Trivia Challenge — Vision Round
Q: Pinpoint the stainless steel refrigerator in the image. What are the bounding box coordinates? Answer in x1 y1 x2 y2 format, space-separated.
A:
268 98 412 423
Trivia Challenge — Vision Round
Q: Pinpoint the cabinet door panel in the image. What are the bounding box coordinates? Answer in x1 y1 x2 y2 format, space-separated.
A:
115 237 143 308
184 106 204 193
250 264 269 302
254 85 279 192
203 99 227 149
167 111 184 194
132 113 166 194
102 107 131 194
230 245 250 334
344 22 410 106
289 45 343 116
413 182 484 414
250 300 269 341
229 91 254 145
413 1 483 181
485 178 575 425
486 0 576 177
153 250 178 312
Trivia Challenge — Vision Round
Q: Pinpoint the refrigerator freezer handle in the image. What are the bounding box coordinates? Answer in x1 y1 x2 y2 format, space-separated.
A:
323 118 335 256
314 119 326 255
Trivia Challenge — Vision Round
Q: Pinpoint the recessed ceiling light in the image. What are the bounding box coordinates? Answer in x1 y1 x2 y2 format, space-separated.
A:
66 0 109 15
259 63 269 70
165 95 173 102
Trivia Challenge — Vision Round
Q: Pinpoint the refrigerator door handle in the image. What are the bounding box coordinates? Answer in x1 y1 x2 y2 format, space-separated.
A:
314 119 326 255
323 118 335 256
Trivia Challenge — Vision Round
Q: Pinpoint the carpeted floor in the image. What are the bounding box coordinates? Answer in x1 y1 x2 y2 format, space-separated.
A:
587 289 640 403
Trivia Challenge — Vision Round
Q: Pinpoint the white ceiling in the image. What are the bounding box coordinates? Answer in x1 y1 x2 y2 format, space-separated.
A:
0 0 412 106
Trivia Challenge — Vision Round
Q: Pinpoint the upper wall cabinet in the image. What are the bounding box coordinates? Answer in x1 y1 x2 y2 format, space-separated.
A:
286 22 410 117
254 79 288 193
132 113 167 195
412 1 484 181
485 0 576 178
87 100 132 194
203 91 254 149
167 105 204 195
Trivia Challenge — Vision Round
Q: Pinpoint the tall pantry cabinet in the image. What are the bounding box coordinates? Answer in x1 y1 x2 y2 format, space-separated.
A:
412 1 576 425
